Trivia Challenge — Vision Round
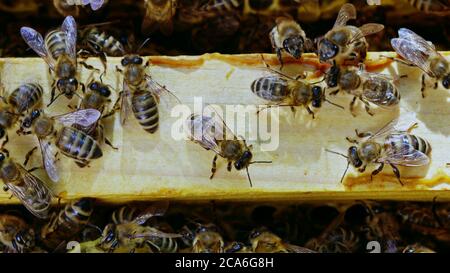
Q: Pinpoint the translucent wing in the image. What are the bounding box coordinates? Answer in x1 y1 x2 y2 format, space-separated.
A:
6 165 52 219
333 3 356 28
349 23 384 44
391 33 435 77
285 243 317 253
359 72 399 108
129 227 182 239
54 109 101 127
120 82 132 126
61 16 77 60
84 0 104 10
145 75 181 110
133 201 169 225
39 139 60 183
185 114 223 155
398 28 436 52
378 135 430 166
20 27 55 70
369 113 417 140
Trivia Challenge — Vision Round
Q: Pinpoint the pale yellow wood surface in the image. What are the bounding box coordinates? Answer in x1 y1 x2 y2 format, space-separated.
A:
0 52 449 203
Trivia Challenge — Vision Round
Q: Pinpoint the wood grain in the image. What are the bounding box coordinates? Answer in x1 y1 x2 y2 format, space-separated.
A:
0 52 448 204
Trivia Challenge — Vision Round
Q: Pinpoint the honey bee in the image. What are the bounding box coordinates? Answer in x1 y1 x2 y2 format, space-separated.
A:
326 114 432 185
0 214 35 253
192 224 224 253
317 3 384 65
326 66 401 116
403 244 436 253
19 109 102 182
142 0 177 36
116 53 179 134
405 0 450 15
20 16 97 107
249 227 315 253
53 0 106 16
111 205 140 224
251 56 343 119
75 80 117 149
185 107 271 187
0 152 52 219
269 17 313 69
0 83 43 148
40 198 95 250
391 28 450 97
224 241 252 253
99 202 180 253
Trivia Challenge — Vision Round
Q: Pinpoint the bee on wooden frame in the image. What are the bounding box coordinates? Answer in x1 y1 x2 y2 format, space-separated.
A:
184 106 272 187
391 28 450 97
0 214 36 253
326 114 431 185
18 109 102 182
20 16 99 107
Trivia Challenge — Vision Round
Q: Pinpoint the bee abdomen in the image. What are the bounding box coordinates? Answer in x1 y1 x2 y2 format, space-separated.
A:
56 127 103 160
111 206 139 224
91 32 124 56
131 91 159 134
251 76 289 102
8 83 43 113
45 30 68 60
148 237 178 253
406 134 432 155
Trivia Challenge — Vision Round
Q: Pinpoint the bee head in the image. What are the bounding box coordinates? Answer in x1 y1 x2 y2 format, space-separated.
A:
100 223 117 249
89 82 111 97
234 150 253 170
57 78 78 98
311 86 323 108
318 39 339 62
348 146 362 168
122 55 143 66
442 74 450 89
22 109 41 129
13 229 35 252
283 35 304 59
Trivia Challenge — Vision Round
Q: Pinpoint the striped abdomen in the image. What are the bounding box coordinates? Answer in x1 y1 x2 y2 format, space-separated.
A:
131 91 159 134
251 76 290 102
57 198 93 229
88 31 125 56
147 235 178 253
362 79 400 107
8 83 43 113
387 134 432 156
45 30 68 61
111 206 139 224
56 126 103 160
408 0 449 13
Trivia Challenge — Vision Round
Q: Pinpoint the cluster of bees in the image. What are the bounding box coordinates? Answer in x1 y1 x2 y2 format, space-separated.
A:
0 1 448 253
1 200 449 253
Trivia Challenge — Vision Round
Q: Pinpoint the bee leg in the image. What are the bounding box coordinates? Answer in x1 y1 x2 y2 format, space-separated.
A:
1 134 8 148
361 99 374 116
48 86 56 107
276 49 284 71
105 137 118 150
116 66 123 73
355 129 372 138
421 74 426 98
306 106 315 119
358 165 366 173
349 97 357 117
227 161 232 172
23 146 38 166
329 89 340 96
210 154 218 179
1 148 9 157
75 160 89 168
79 61 100 73
370 163 384 181
389 163 403 186
99 52 107 77
407 123 419 133
345 136 359 144
27 166 42 173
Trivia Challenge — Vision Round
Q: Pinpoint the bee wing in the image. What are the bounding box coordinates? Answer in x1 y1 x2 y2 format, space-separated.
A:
284 243 317 253
20 27 56 70
185 114 223 155
54 109 101 127
349 23 384 44
398 28 436 51
129 227 182 240
378 136 430 167
133 201 169 225
120 82 132 126
61 16 77 60
333 3 356 28
84 0 104 10
391 37 435 77
369 113 417 140
358 72 398 108
145 75 181 109
6 165 52 219
39 139 60 183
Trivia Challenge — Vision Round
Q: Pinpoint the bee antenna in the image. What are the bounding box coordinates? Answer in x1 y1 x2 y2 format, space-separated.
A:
324 98 345 110
310 77 326 85
340 161 350 184
246 166 253 187
325 149 348 159
250 161 272 164
86 223 103 235
137 37 151 53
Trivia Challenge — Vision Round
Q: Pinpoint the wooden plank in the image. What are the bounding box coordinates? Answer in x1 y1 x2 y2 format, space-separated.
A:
0 52 449 204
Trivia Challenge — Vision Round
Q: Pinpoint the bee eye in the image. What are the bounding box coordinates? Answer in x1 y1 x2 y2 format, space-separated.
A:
0 152 5 161
31 110 40 119
0 128 5 139
121 58 129 66
69 78 78 85
132 56 143 64
89 82 99 90
100 87 111 97
442 75 450 89
250 230 260 239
